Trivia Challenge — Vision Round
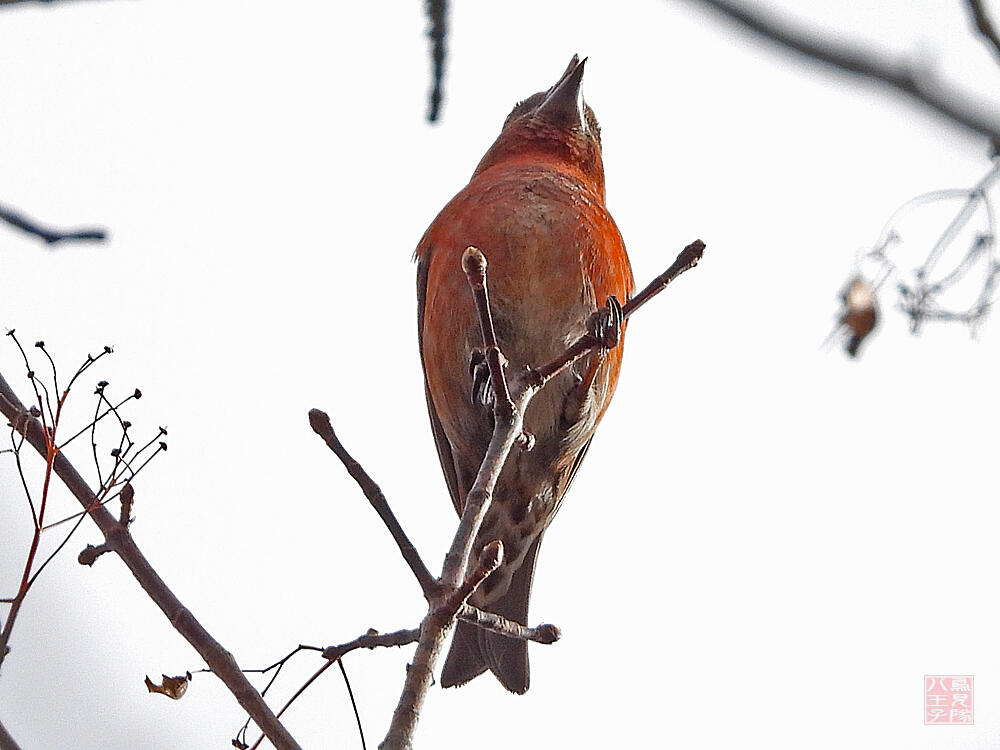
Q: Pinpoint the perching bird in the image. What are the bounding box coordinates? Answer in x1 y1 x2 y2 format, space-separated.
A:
840 276 878 357
415 56 634 693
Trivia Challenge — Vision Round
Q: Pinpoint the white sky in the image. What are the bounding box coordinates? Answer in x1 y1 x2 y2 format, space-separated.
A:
2 1 1000 748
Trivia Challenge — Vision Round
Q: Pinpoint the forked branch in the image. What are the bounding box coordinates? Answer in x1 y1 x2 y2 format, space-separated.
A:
0 372 302 750
378 239 704 750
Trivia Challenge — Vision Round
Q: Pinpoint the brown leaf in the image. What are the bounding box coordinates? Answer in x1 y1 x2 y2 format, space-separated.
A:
144 671 192 700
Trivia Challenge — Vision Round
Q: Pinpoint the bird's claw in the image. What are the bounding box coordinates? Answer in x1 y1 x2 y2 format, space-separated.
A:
588 295 623 349
469 349 494 407
517 431 535 451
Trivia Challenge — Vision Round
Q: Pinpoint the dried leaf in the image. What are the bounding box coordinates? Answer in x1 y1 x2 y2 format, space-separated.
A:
144 671 192 700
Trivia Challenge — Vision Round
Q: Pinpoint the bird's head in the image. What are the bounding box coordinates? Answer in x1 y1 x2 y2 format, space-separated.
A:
472 55 606 197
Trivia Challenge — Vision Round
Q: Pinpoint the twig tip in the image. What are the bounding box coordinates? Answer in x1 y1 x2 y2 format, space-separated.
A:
536 623 561 644
308 408 333 438
462 246 487 284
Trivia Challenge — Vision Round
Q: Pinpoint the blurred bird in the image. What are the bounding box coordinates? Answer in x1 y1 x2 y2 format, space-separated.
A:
415 56 634 693
839 276 878 357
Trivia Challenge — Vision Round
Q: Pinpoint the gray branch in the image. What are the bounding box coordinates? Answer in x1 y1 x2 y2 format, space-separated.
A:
685 0 1000 145
967 0 1000 64
0 203 106 246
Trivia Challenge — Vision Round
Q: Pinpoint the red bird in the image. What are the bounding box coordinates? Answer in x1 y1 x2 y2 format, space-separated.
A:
415 56 634 693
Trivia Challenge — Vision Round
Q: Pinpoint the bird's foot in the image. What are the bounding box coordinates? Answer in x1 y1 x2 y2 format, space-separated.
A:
516 430 535 451
469 349 494 407
587 295 623 349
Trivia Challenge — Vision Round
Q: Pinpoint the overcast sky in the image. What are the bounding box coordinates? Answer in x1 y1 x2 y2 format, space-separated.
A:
2 1 1000 748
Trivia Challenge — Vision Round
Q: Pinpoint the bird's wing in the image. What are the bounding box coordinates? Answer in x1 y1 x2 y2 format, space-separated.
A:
416 252 464 516
548 433 595 525
562 434 595 500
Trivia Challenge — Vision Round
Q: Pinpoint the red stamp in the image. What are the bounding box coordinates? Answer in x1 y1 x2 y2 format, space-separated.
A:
924 675 974 725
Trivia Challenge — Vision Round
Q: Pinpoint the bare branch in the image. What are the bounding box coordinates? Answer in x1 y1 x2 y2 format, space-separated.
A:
0 718 24 750
448 539 503 609
532 239 705 384
0 374 302 750
967 0 1000 65
839 159 1000 350
462 247 515 418
456 604 560 644
379 239 706 750
309 409 437 596
424 0 447 122
337 659 367 750
248 661 336 750
0 0 105 5
685 0 1000 145
322 628 421 662
0 202 106 246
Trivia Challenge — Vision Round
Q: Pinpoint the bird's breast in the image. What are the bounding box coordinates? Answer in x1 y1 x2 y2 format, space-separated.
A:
419 164 632 507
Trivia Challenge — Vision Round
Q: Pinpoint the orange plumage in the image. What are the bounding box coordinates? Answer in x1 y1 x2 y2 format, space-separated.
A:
415 56 634 693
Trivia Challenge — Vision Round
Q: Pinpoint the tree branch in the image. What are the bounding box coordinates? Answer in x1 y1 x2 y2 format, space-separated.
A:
424 0 447 122
461 247 515 420
967 0 1000 65
0 203 106 246
684 0 1000 145
309 409 437 596
322 627 421 662
456 603 560 644
0 718 24 750
0 0 104 5
532 240 705 384
378 239 706 750
0 375 301 750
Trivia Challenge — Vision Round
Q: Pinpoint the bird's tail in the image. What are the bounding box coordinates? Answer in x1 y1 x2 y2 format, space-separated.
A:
440 536 540 694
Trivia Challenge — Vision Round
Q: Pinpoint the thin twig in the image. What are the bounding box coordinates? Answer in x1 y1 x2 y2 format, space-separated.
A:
0 345 60 665
685 0 1000 144
0 202 106 246
424 0 447 122
532 240 705 384
456 603 560 644
967 0 1000 66
920 160 1000 277
337 659 367 750
220 645 324 748
439 539 504 617
309 409 437 596
322 628 421 662
10 428 36 525
462 247 515 418
30 512 88 582
853 160 1000 338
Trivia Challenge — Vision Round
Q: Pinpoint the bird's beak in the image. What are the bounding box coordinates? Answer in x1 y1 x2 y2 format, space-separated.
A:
536 55 587 130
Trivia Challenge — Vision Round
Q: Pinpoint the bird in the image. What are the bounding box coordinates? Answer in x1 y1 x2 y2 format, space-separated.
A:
839 276 878 357
415 55 634 694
